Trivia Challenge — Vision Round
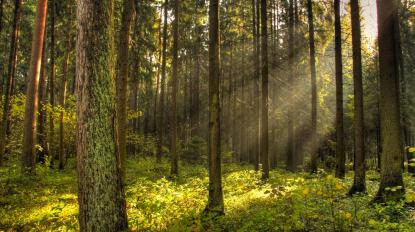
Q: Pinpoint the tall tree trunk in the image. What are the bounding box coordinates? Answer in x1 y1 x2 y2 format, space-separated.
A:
22 0 48 173
49 0 56 163
170 0 180 176
307 0 318 173
153 14 162 138
116 0 135 180
0 0 22 166
37 25 48 164
349 0 366 194
76 0 128 229
260 0 270 180
157 0 168 162
374 0 404 202
205 0 224 215
252 0 260 171
334 0 345 179
287 0 295 171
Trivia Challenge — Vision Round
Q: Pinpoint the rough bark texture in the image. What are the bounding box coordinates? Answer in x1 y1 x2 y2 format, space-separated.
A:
334 0 345 179
307 0 318 173
260 0 269 180
205 0 224 215
116 0 135 180
170 0 180 176
374 0 404 202
76 0 128 230
157 0 168 162
0 0 22 166
22 0 48 172
349 0 366 194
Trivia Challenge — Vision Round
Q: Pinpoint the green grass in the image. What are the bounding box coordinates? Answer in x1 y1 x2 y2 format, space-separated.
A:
1 158 415 231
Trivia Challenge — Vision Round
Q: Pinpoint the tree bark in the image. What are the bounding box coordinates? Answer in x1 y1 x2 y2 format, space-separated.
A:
22 0 48 173
252 0 260 171
307 0 318 173
260 0 270 180
334 0 345 179
76 0 128 230
349 0 366 194
374 0 404 202
116 0 135 180
0 0 22 166
205 0 224 215
287 0 295 172
37 25 48 164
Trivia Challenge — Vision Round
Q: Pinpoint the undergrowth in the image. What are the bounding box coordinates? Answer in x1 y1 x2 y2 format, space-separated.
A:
1 158 415 231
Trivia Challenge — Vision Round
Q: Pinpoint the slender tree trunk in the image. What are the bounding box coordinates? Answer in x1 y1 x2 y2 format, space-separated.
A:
260 0 270 180
37 25 48 164
170 0 180 176
157 0 168 162
116 0 135 180
252 0 260 171
49 0 56 163
153 14 162 138
287 0 295 172
334 0 345 179
22 0 48 173
374 0 404 202
76 0 128 229
58 7 73 170
307 0 318 173
349 0 366 194
205 0 224 215
0 0 22 166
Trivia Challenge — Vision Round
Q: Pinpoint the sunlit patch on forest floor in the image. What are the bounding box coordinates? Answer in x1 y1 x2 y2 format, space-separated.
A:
1 158 415 231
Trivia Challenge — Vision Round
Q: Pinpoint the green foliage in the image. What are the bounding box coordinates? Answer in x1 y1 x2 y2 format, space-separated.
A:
2 159 415 231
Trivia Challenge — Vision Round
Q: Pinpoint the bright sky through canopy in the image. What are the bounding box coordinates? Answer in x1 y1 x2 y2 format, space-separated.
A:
361 0 378 41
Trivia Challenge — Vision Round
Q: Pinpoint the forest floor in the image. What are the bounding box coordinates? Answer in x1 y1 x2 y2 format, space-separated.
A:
1 158 415 231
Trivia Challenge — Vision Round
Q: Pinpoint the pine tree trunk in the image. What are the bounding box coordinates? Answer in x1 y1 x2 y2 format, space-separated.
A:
287 0 295 172
0 0 22 166
22 0 48 173
49 0 56 163
374 0 405 202
157 0 168 162
37 26 48 164
205 0 224 215
252 0 260 171
349 0 366 194
260 0 270 180
170 0 180 176
307 0 318 173
116 0 135 179
76 0 128 229
58 9 72 170
334 0 345 179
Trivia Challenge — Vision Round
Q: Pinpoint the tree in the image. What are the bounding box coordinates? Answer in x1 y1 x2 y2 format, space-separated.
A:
157 0 168 162
58 4 73 170
22 0 48 172
49 0 56 163
170 0 180 176
307 0 318 173
349 0 366 194
116 0 136 179
334 0 345 179
374 0 404 202
76 0 128 229
205 0 224 215
252 0 260 171
37 26 48 164
0 0 22 166
260 0 269 179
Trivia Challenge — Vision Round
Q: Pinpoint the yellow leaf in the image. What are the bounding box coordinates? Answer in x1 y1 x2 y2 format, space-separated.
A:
344 212 352 220
303 188 310 196
409 147 415 153
335 183 343 190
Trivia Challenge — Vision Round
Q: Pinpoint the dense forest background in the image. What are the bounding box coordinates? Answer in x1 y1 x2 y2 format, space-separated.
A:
0 0 415 231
